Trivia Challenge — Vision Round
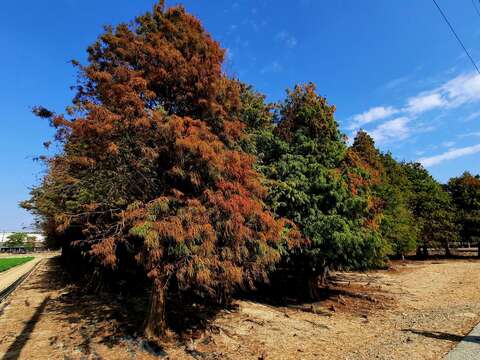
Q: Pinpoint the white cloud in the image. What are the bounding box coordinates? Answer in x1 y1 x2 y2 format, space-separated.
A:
225 48 234 61
368 117 411 144
348 71 480 144
465 111 480 122
441 72 480 108
348 106 398 130
418 143 480 167
404 72 480 114
275 30 297 48
384 76 409 90
406 93 445 113
260 61 283 74
234 36 249 47
350 72 480 124
459 132 480 138
441 141 456 148
241 19 264 32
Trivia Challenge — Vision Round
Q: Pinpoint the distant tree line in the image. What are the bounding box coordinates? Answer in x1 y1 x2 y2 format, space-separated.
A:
3 232 36 250
21 1 480 341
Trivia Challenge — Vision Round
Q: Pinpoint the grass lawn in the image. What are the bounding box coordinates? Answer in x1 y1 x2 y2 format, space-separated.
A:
0 257 34 273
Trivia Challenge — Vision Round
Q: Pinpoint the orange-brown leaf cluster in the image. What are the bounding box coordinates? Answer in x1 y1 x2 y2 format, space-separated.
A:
26 2 295 338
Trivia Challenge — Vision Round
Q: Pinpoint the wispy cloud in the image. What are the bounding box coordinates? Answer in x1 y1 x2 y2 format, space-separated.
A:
234 35 249 48
441 72 480 107
225 48 234 61
349 71 480 144
384 76 409 90
348 106 398 130
260 61 283 74
275 30 297 48
458 132 480 138
441 141 456 148
404 72 480 113
241 18 266 32
369 117 411 144
465 111 480 122
406 93 445 113
352 72 480 120
418 143 480 167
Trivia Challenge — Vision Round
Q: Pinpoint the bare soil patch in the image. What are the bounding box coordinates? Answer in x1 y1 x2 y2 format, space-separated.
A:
1 258 480 359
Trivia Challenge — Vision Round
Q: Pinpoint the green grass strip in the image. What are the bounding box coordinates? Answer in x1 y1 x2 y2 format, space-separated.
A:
0 257 34 273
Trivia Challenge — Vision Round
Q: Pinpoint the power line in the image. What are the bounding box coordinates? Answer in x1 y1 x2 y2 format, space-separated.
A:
431 0 480 75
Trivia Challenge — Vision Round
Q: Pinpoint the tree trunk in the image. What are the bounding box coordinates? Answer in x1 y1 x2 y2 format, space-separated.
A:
422 245 428 258
305 274 320 300
144 279 167 341
304 267 329 301
444 241 451 257
319 266 330 287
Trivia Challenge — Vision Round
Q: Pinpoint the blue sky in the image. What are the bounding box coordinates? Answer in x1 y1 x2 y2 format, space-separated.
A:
1 0 479 230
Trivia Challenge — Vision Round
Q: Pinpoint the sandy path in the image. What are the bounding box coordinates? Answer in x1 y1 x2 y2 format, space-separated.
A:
0 257 41 293
0 259 480 359
0 258 161 360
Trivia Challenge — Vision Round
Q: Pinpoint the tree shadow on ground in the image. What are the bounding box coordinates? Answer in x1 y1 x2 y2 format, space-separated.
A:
21 257 167 357
1 296 50 360
235 271 390 323
18 261 66 294
402 329 480 344
34 257 234 356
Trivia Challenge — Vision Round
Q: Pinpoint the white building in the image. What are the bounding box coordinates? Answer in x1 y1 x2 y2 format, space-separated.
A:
0 232 45 245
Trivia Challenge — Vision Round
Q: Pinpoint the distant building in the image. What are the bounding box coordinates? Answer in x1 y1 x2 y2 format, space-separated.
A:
0 232 46 252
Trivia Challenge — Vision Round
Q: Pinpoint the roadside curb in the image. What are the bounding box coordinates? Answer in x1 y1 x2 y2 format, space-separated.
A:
445 322 480 359
0 257 36 279
0 259 42 304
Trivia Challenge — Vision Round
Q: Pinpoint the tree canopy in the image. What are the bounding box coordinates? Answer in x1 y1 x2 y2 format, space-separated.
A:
243 85 388 298
22 0 478 341
23 2 296 339
5 232 28 248
447 172 480 251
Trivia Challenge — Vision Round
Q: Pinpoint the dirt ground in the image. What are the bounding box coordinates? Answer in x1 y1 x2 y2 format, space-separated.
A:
0 258 480 359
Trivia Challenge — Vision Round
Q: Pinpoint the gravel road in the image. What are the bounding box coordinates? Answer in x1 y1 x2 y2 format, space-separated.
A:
0 258 480 359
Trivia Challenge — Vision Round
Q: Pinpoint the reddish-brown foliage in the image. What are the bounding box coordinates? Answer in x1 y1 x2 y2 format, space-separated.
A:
25 1 295 340
343 131 385 230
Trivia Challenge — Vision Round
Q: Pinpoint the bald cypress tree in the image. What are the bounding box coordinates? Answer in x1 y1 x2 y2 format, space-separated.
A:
249 84 387 298
447 172 480 254
379 153 418 258
349 131 418 258
23 1 295 340
403 163 458 257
